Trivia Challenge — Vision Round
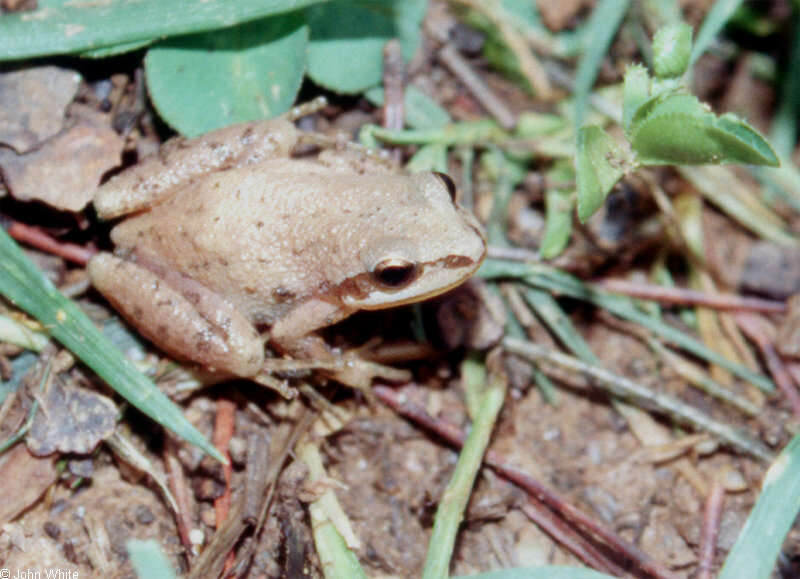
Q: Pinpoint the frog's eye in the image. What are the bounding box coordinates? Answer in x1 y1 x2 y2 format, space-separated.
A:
372 258 418 289
433 172 457 202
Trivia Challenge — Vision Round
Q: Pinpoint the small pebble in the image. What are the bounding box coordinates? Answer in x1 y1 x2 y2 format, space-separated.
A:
43 521 61 539
134 505 155 525
189 528 205 547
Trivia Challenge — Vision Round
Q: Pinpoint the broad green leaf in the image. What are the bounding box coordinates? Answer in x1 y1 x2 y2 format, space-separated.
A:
652 22 692 79
712 114 781 165
628 92 702 138
0 0 326 62
82 40 155 59
630 93 779 166
145 13 308 136
0 229 224 462
621 64 650 133
575 126 627 222
719 433 800 579
306 0 427 94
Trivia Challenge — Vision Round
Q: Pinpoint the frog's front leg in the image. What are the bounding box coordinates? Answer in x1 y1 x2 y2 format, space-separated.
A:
269 299 411 390
87 253 265 378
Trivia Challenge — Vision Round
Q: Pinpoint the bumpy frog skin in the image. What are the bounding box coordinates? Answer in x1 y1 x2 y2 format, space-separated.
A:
88 118 487 389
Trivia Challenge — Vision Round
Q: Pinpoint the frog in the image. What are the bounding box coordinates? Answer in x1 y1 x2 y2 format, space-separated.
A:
87 114 487 396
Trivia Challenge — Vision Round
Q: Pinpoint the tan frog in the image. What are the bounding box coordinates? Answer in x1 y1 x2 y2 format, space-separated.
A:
88 115 486 394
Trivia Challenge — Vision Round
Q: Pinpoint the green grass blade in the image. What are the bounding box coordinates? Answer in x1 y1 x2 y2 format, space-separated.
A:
0 0 328 61
718 433 800 579
689 0 745 66
364 85 452 130
0 228 224 462
453 566 618 579
298 442 368 579
522 288 598 364
539 187 574 259
421 373 507 579
573 0 632 127
532 270 774 392
679 166 796 246
477 258 774 392
310 517 368 579
0 313 49 352
127 539 177 579
769 9 800 159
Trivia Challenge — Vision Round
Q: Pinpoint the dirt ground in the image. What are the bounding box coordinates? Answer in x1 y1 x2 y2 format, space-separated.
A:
1 1 799 578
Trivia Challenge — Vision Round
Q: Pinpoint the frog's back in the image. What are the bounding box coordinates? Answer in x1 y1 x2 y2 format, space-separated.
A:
109 163 424 321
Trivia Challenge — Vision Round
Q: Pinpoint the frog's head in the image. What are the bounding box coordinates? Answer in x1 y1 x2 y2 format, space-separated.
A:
341 172 487 310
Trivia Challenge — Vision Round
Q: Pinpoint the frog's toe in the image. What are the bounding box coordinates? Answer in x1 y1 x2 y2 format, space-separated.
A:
331 355 411 393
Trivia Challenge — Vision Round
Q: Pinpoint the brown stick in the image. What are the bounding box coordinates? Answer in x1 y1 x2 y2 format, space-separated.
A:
735 312 800 419
601 278 786 314
438 43 517 130
519 500 626 576
164 437 196 558
696 483 726 579
213 398 236 527
6 220 95 266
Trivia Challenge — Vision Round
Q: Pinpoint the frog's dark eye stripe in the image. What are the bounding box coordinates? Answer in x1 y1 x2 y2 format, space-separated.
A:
372 258 418 289
433 172 457 202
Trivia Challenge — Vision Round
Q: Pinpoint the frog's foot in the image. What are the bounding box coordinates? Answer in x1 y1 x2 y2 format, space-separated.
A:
252 372 296 400
260 355 410 394
327 353 411 393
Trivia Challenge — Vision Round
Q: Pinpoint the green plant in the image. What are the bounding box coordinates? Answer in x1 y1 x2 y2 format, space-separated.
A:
0 0 428 136
575 23 779 222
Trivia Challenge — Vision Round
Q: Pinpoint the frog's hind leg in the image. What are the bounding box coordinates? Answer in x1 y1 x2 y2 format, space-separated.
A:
94 118 304 220
87 253 265 378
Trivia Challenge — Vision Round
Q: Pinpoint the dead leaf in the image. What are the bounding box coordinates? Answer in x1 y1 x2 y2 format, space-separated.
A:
0 119 124 211
435 278 506 349
0 66 81 153
27 377 117 456
0 443 58 525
